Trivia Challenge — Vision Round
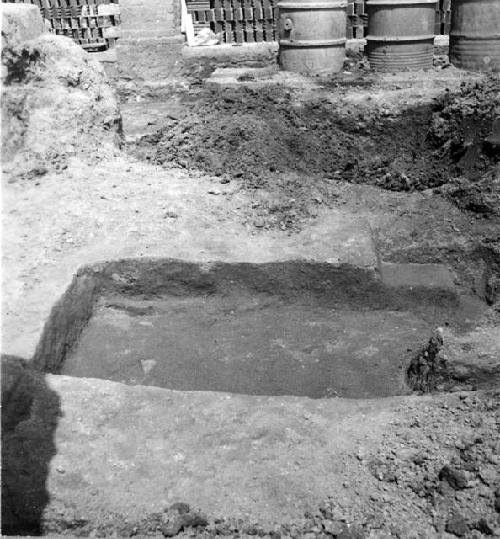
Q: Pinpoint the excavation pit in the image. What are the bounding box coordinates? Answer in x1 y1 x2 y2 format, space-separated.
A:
32 259 481 399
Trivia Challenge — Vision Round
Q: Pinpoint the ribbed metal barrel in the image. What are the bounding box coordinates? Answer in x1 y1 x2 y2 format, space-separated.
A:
449 0 500 72
278 0 347 75
366 0 437 72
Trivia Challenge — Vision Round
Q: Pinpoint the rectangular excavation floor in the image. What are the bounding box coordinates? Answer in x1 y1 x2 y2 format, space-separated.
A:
63 292 431 398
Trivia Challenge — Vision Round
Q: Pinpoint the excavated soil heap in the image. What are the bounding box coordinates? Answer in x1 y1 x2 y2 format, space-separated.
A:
1 5 122 181
131 77 499 229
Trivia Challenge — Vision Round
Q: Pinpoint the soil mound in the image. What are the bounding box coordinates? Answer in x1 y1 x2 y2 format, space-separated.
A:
131 78 499 228
131 87 446 192
429 77 499 175
430 77 500 219
2 11 122 182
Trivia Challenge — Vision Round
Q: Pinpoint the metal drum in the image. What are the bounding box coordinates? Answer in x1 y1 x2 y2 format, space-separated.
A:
450 0 500 72
366 0 437 72
278 0 347 75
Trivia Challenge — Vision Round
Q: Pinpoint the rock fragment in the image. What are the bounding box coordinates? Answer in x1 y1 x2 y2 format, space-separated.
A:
445 513 468 537
160 503 208 537
439 465 468 490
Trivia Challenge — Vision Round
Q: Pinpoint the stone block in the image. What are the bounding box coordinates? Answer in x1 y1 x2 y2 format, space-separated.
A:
116 36 184 82
2 3 46 46
119 0 181 39
380 263 456 290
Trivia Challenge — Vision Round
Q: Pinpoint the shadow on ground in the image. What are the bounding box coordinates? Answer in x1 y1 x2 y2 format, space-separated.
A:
1 355 61 535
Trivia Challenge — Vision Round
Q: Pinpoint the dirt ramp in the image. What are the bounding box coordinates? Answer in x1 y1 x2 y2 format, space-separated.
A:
1 5 122 182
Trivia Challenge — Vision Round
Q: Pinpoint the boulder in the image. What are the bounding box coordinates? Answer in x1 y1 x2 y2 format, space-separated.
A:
1 8 122 181
2 4 46 46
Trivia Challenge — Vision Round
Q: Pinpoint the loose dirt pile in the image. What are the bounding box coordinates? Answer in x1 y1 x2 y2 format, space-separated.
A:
130 89 443 219
148 390 500 539
1 17 122 182
130 77 499 230
358 391 500 539
428 79 499 170
430 78 500 219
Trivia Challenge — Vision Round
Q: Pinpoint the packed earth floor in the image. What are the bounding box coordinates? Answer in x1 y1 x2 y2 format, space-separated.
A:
2 25 500 539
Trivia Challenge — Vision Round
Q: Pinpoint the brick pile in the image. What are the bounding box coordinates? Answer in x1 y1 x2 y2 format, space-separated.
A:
3 0 121 51
186 0 452 44
1 0 453 49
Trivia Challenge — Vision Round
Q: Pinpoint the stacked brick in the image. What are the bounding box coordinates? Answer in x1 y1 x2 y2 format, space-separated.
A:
435 0 451 35
188 0 277 43
3 0 120 50
185 0 360 43
346 0 366 40
188 0 210 34
2 0 453 48
187 0 452 44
